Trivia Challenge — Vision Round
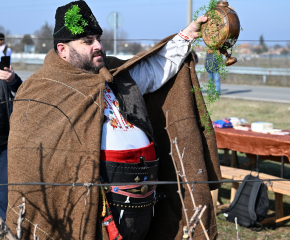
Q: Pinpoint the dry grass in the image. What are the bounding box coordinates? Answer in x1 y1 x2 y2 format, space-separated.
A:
207 98 290 130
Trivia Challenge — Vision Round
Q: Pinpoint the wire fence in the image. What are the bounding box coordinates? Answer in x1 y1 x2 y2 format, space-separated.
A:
3 37 290 42
1 178 290 188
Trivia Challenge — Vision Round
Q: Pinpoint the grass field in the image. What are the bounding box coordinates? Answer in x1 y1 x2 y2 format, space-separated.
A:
207 98 290 239
207 98 290 130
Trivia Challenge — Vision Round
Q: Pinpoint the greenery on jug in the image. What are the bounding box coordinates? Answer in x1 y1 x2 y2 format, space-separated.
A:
191 0 240 134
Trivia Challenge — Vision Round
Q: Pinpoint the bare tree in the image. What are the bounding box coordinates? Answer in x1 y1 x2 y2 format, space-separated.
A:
101 28 128 54
101 28 115 54
34 22 54 53
273 44 282 50
101 28 145 55
281 49 289 56
12 34 34 53
119 42 144 55
0 25 12 48
259 35 268 53
0 25 10 36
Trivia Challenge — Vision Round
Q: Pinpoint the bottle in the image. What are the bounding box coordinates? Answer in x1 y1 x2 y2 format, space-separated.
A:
201 0 240 66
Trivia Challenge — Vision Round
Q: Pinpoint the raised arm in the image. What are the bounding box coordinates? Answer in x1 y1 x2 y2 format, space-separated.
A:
129 16 207 95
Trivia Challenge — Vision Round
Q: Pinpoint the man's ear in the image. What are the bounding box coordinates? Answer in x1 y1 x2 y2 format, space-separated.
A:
57 43 68 59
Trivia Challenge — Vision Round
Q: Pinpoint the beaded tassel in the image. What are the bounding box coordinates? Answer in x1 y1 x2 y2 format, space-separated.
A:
100 187 123 240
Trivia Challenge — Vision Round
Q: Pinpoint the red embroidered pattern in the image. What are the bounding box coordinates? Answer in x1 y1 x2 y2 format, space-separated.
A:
104 83 137 131
178 31 192 41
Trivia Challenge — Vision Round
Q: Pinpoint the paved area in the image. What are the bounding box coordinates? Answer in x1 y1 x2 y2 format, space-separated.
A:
219 84 290 104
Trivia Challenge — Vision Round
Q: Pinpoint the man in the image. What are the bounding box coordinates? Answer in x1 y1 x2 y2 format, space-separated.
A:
7 1 221 239
0 33 12 58
205 52 221 94
0 66 22 221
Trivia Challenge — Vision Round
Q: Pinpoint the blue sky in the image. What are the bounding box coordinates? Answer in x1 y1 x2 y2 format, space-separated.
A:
1 0 289 46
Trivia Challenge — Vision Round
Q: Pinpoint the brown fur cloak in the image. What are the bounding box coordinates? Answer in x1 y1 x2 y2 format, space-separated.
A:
7 34 221 239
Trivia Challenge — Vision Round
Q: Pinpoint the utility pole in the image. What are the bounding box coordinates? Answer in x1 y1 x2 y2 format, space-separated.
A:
187 0 192 26
114 12 117 56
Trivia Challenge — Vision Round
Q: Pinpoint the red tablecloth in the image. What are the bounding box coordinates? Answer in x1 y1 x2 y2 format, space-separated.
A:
214 127 290 163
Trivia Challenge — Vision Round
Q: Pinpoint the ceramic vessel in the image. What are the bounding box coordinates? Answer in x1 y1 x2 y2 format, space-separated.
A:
201 0 240 66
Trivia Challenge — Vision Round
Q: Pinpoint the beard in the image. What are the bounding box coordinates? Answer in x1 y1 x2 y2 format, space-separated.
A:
68 46 106 74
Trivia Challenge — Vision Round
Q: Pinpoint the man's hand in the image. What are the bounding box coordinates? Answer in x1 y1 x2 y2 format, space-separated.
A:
0 66 15 83
182 16 208 40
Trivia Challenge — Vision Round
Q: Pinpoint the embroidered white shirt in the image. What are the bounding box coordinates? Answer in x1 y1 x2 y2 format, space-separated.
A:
101 82 151 150
101 33 193 150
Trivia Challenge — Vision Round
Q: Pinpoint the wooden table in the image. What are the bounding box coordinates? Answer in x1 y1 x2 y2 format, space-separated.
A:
214 127 290 177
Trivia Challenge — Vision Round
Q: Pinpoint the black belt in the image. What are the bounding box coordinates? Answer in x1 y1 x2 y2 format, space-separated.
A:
100 159 159 183
100 159 161 208
108 193 168 211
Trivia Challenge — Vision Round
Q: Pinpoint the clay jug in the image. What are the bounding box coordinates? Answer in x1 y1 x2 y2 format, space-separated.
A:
201 0 240 66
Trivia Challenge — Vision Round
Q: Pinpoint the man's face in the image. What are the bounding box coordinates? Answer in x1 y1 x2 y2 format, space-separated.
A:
0 39 4 46
66 34 105 73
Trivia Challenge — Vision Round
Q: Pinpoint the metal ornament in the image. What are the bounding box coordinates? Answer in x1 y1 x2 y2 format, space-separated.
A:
141 185 149 195
134 176 140 182
127 189 140 193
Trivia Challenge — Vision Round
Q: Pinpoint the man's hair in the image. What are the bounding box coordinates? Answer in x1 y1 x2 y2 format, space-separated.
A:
54 39 71 51
0 33 5 40
54 41 72 54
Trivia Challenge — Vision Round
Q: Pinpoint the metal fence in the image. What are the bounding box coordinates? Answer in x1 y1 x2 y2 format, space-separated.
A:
11 56 290 84
195 65 290 84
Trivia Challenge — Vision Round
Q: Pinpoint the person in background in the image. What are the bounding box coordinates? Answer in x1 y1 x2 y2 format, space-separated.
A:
0 66 22 221
0 33 12 58
205 52 220 94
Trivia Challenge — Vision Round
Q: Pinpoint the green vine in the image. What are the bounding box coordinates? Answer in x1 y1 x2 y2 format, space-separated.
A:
64 5 88 35
190 0 241 134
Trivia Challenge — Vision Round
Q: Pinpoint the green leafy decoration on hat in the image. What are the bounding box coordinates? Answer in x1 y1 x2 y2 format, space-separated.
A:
64 4 88 35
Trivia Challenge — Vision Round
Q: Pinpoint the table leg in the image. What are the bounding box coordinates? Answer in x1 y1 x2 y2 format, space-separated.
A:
224 149 230 165
281 156 285 178
230 182 239 203
275 193 284 221
255 155 259 170
231 151 239 168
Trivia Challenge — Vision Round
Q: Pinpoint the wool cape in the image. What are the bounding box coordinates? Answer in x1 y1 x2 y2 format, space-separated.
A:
7 34 221 240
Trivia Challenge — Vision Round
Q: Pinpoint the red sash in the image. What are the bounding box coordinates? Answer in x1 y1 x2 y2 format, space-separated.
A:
100 142 156 163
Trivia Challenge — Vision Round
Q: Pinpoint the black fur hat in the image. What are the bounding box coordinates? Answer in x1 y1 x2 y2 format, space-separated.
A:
53 0 103 50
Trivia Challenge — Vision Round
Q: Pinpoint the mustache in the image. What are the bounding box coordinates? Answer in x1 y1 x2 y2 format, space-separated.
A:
91 50 105 60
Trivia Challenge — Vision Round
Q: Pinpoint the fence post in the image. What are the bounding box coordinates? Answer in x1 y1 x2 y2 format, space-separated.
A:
263 75 267 84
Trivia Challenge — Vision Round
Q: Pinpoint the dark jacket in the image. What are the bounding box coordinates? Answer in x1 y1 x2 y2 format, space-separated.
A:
205 53 220 73
0 74 22 146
